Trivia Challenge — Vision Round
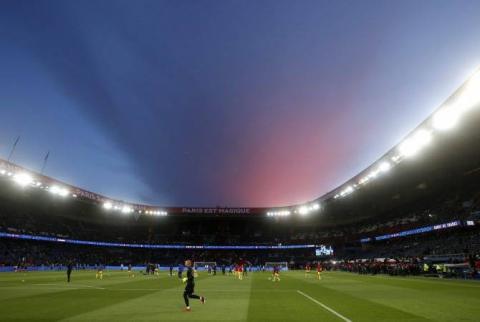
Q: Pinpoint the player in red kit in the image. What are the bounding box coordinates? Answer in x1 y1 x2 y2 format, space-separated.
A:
305 264 311 278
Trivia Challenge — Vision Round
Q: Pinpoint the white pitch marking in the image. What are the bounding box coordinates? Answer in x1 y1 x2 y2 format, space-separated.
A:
33 283 105 289
297 290 352 322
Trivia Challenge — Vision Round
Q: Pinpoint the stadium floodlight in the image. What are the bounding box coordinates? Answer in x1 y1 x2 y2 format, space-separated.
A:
13 172 33 187
379 161 391 173
369 169 379 178
398 129 432 158
391 155 402 164
0 169 6 175
103 202 113 210
340 185 354 196
121 205 133 214
456 70 480 111
58 188 69 197
312 203 320 210
152 210 168 216
267 210 290 217
298 206 309 215
414 129 432 145
431 70 480 132
339 186 353 197
432 106 459 131
49 185 69 197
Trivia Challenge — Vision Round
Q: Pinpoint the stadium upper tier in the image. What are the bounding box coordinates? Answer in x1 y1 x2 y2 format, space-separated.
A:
1 68 480 219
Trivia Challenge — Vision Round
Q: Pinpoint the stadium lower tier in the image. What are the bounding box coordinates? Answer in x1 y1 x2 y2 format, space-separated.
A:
1 224 479 279
0 238 317 267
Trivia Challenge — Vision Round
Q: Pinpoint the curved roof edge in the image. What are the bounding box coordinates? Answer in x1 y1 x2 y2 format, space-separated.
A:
1 67 479 217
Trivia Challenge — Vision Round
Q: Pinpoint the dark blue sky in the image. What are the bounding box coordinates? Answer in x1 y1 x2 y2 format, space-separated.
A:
1 0 479 207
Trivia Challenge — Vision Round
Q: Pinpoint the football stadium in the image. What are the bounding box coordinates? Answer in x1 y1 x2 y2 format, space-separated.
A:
2 1 480 322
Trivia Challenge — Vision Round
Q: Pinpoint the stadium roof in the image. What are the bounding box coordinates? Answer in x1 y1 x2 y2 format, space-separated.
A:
1 68 479 221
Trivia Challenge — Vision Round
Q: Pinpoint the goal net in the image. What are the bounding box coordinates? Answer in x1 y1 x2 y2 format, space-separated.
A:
193 262 217 271
264 262 289 271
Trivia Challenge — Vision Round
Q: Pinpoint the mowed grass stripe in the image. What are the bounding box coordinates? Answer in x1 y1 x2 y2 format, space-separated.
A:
297 290 352 322
0 270 174 301
0 271 188 321
278 271 431 322
331 271 480 289
323 272 480 319
290 271 480 322
246 272 343 322
63 273 253 321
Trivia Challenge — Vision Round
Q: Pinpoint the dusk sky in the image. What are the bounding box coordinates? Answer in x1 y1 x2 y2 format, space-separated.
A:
1 0 480 207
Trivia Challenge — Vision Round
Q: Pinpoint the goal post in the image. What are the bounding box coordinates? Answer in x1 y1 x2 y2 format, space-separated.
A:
193 262 217 271
264 262 289 271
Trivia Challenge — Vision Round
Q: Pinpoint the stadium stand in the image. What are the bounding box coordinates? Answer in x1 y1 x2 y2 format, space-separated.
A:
2 69 480 279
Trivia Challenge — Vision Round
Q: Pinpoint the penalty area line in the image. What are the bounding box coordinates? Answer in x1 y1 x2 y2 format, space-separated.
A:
297 290 352 322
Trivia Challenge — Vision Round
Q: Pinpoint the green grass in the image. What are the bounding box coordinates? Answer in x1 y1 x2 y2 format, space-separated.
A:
1 270 479 321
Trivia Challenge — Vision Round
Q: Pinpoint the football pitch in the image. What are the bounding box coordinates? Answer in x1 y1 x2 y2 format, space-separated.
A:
1 270 479 321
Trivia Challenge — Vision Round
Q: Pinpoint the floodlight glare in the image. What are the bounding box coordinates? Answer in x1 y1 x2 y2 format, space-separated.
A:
369 170 379 178
14 173 33 186
457 71 480 111
13 172 33 187
49 185 69 197
58 188 69 197
432 107 459 131
103 202 113 210
49 186 60 194
379 161 391 172
298 206 309 215
359 177 367 185
121 205 132 214
312 203 320 210
267 209 291 217
414 129 431 145
398 129 431 157
152 210 168 216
